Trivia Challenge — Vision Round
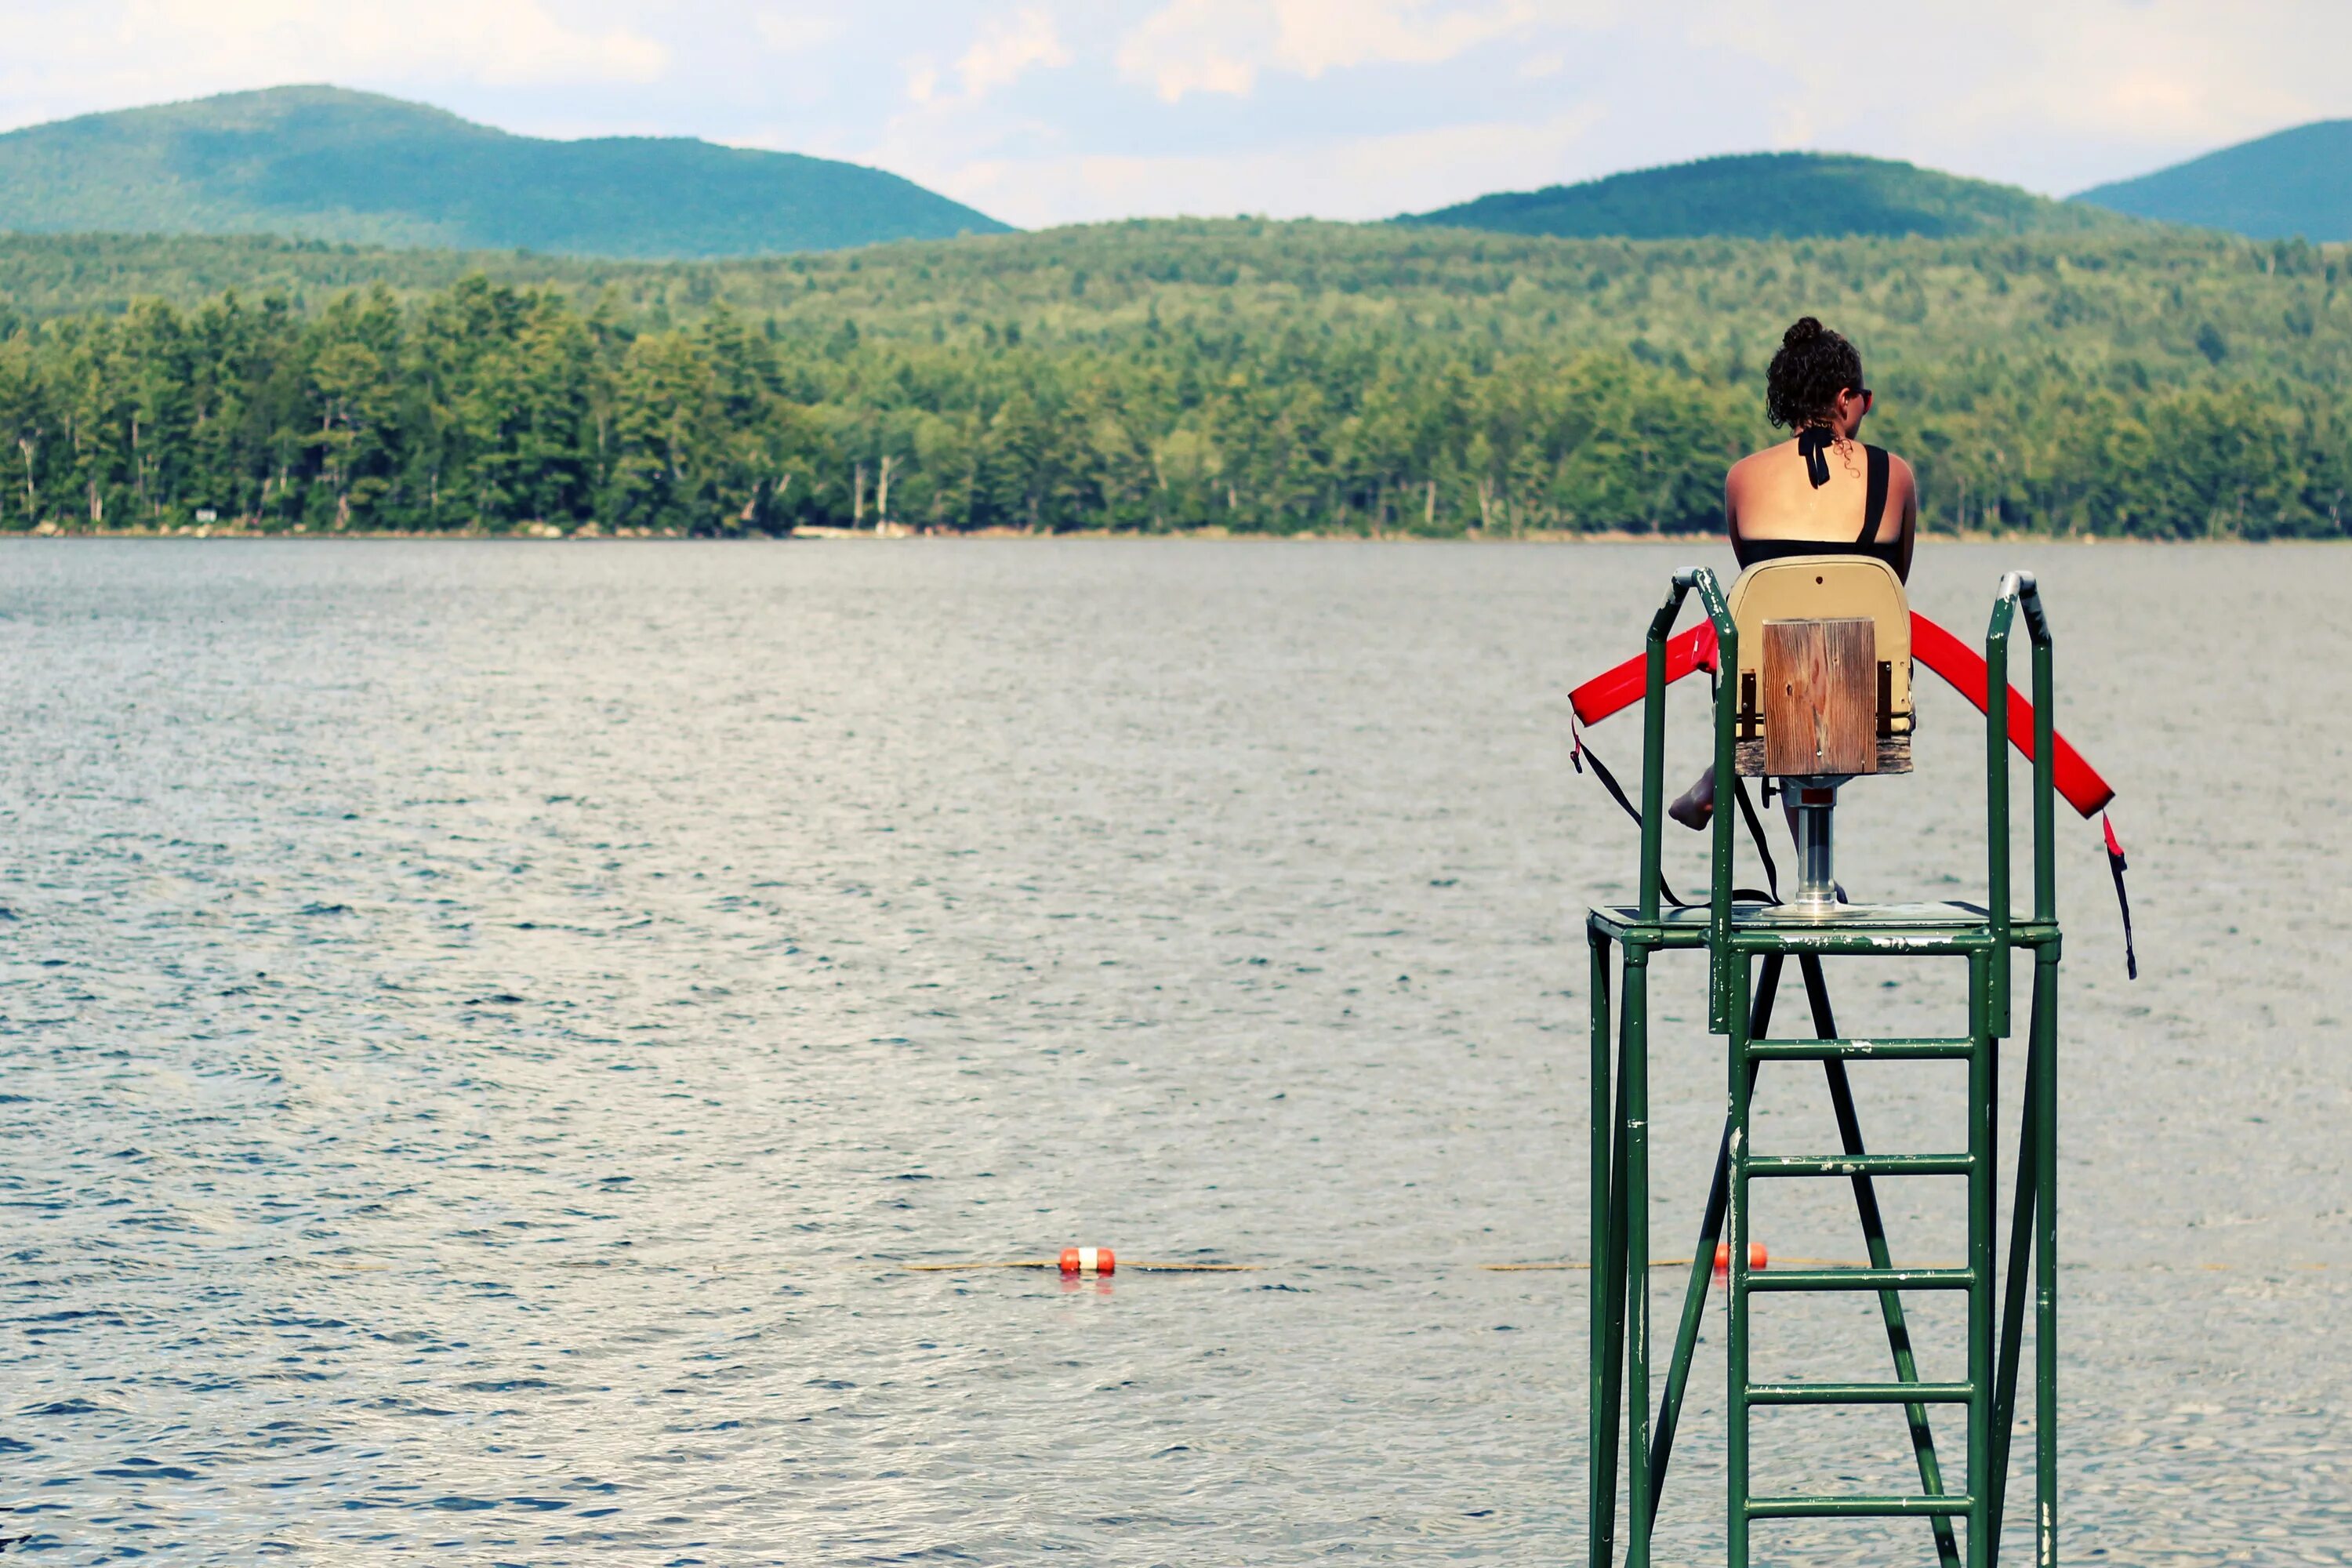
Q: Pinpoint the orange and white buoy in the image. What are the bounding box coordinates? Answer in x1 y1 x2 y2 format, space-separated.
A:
1714 1241 1769 1272
1058 1246 1116 1277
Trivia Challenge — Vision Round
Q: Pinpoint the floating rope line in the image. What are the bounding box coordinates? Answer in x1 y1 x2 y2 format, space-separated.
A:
904 1253 2330 1276
905 1251 1258 1275
1483 1258 1942 1272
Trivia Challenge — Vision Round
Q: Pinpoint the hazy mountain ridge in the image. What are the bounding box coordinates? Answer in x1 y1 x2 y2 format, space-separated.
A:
1398 151 2135 241
0 85 1011 258
2073 121 2352 241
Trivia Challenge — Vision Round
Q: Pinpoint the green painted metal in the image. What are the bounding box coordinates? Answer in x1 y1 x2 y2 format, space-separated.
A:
1585 565 2064 1567
1744 1036 1976 1061
2034 943 2060 1567
1624 944 1653 1565
1587 927 1617 1568
1751 1381 1976 1405
1747 1152 1976 1178
1750 1495 1979 1519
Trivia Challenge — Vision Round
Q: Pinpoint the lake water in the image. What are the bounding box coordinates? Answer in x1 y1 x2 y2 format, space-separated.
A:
0 539 2345 1565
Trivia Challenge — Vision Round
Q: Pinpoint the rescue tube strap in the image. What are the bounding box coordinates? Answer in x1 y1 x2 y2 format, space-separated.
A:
1732 774 1782 906
1573 722 1779 909
1573 726 1691 909
2103 812 2139 981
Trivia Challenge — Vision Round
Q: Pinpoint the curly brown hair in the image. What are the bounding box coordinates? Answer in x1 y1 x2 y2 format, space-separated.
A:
1765 317 1864 430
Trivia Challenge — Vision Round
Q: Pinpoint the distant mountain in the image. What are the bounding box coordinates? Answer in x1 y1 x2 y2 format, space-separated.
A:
0 85 1011 258
2072 122 2352 241
1399 151 2133 241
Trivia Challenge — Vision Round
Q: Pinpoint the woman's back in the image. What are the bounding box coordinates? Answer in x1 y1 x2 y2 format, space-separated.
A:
1727 319 1918 579
1665 314 1919 833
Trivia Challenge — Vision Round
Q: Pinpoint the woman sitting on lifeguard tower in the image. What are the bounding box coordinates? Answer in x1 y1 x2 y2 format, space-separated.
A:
1671 315 1915 833
1730 316 1913 582
1573 310 2129 1568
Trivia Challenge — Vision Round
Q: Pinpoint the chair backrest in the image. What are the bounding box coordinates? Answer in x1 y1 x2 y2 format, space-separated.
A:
1726 557 1913 778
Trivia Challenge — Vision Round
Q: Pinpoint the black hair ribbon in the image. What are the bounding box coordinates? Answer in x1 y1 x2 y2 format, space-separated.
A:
1796 426 1835 488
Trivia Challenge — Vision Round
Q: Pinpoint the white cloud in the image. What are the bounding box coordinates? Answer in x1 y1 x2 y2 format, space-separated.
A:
956 8 1072 100
0 0 671 124
902 8 1069 112
1679 0 2352 189
1116 0 1610 102
753 8 844 55
114 0 670 85
921 103 1609 227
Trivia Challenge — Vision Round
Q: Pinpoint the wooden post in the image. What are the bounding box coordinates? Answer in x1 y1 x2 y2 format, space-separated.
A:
1762 619 1878 777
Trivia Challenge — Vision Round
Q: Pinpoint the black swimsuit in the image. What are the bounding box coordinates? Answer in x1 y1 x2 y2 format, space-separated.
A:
1731 437 1904 575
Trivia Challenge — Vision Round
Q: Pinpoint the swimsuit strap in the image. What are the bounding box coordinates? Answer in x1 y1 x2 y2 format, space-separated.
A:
1861 444 1889 543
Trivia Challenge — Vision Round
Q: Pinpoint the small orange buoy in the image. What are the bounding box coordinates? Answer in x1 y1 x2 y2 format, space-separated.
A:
1058 1246 1116 1277
1713 1241 1769 1272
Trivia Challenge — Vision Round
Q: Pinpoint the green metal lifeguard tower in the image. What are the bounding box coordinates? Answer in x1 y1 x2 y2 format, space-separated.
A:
1586 563 2062 1567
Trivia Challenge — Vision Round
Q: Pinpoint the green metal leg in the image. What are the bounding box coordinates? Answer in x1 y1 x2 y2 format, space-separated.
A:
1969 949 1997 1568
1624 946 1654 1567
1726 953 1755 1568
1990 961 2049 1555
2034 946 2060 1568
1797 955 1965 1568
1589 927 1620 1568
1989 1064 2036 1557
1649 954 1784 1511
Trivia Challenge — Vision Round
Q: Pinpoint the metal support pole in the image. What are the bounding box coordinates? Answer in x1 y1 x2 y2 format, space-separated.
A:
1968 947 1997 1568
1986 586 2018 1037
2034 944 2060 1567
1790 784 1841 916
1588 927 1619 1568
1725 953 1755 1568
1624 945 1654 1567
2021 570 2060 1566
1989 1007 2041 1552
2021 575 2056 927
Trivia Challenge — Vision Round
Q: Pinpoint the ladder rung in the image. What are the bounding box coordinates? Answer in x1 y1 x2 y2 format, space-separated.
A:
1743 1266 1975 1293
1746 1153 1974 1178
1748 1381 1973 1406
1744 1037 1976 1062
1747 1494 1976 1519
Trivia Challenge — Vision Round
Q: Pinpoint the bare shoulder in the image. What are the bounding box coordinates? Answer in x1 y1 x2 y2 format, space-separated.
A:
1872 448 1918 503
1726 443 1784 489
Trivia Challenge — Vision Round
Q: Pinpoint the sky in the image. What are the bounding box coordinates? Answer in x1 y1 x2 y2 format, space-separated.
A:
7 0 2350 228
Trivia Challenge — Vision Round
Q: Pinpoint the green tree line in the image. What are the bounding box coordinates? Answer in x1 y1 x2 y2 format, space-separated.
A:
0 222 2346 537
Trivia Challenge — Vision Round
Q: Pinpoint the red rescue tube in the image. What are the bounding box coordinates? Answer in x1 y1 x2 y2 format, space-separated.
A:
1567 612 2114 819
1906 614 2114 817
1568 622 1719 728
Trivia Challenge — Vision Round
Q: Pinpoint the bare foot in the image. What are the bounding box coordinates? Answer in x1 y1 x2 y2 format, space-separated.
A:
1668 764 1715 831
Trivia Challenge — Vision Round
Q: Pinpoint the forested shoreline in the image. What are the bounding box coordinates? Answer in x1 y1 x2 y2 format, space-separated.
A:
1 222 2347 538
